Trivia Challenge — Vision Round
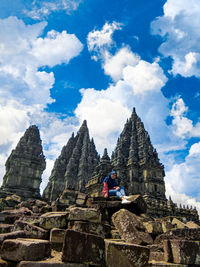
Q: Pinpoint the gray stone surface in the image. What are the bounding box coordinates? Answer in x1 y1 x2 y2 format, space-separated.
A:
62 229 105 265
112 209 153 245
105 239 150 267
14 220 48 239
0 125 45 200
1 238 51 262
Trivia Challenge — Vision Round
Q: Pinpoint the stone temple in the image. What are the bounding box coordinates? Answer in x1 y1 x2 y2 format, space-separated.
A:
0 109 198 221
43 120 100 201
0 125 46 199
86 108 198 220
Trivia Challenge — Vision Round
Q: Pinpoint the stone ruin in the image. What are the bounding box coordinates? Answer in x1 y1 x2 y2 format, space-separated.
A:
0 108 200 266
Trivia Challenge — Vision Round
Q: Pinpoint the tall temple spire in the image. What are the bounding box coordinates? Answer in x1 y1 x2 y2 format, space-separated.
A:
43 120 99 201
1 125 46 199
112 109 165 200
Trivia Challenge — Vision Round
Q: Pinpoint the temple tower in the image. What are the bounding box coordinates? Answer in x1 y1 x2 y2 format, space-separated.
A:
1 125 46 199
111 108 166 202
43 120 99 201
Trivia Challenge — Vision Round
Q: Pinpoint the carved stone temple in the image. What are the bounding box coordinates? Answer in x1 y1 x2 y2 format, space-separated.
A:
0 125 46 199
86 108 198 220
43 120 100 201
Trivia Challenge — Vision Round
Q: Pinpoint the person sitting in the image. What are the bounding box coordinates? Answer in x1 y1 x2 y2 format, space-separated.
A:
102 171 131 204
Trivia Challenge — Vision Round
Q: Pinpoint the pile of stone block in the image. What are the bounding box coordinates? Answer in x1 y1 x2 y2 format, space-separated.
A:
0 195 200 266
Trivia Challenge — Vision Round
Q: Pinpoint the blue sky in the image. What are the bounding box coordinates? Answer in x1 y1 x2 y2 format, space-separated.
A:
0 0 200 212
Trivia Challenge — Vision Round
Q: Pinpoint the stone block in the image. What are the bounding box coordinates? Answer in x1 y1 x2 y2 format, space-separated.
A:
0 231 27 245
164 239 200 265
154 228 200 246
112 209 153 245
68 207 101 223
105 239 149 267
126 194 147 214
143 221 163 235
18 262 89 267
50 228 66 251
1 238 51 262
14 220 48 239
39 212 69 230
0 207 33 224
172 218 187 229
161 221 174 232
186 221 200 229
69 221 110 238
62 229 104 265
0 224 14 234
147 244 164 262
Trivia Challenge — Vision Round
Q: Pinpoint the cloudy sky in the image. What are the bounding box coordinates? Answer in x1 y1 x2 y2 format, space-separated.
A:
0 0 200 212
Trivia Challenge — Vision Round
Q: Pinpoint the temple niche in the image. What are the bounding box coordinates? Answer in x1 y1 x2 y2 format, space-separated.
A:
0 125 46 199
43 120 100 201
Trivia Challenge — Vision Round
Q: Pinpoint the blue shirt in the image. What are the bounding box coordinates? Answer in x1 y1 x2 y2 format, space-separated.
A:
103 175 118 189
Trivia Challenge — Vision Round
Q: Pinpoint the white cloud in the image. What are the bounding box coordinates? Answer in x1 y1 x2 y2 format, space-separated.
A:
31 30 83 67
87 21 122 54
171 98 200 138
123 61 167 95
25 0 82 19
103 47 140 81
151 0 200 77
165 142 200 204
0 16 83 106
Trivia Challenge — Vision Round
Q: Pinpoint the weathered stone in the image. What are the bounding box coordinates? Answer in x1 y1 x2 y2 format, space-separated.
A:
105 239 149 267
5 194 21 207
69 221 110 238
0 224 14 234
62 229 104 265
50 228 66 251
147 244 164 262
68 207 101 223
0 207 33 224
43 121 100 201
112 209 153 245
149 262 188 266
0 125 46 200
154 227 200 246
172 218 187 229
18 262 88 267
0 231 27 245
161 221 174 233
39 212 69 230
143 221 163 235
164 239 200 265
1 238 51 262
14 220 48 239
186 221 200 228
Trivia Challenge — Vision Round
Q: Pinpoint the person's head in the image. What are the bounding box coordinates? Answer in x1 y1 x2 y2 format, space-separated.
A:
110 171 117 179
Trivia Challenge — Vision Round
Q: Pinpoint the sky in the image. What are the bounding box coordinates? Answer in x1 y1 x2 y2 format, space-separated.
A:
0 0 200 212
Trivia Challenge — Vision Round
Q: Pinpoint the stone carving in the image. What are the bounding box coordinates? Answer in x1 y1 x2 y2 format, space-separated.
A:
1 125 45 200
43 120 99 201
